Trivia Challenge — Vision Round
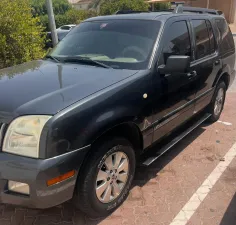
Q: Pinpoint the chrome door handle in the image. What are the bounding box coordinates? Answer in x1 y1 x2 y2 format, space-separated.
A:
187 71 197 78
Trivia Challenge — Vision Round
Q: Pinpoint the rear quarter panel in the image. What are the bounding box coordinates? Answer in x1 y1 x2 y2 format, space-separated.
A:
212 18 235 88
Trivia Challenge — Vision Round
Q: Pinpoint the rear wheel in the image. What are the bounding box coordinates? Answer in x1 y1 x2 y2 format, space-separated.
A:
74 137 136 218
208 81 226 122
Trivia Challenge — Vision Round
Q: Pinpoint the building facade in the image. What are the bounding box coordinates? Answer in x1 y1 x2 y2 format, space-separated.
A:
185 0 236 23
68 0 92 10
148 0 236 23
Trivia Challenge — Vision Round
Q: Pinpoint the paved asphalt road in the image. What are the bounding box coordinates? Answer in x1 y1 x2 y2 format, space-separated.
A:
0 42 236 225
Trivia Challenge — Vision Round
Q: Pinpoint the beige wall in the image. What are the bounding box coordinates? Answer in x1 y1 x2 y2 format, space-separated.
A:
73 3 89 10
186 0 236 23
210 0 231 22
188 0 207 8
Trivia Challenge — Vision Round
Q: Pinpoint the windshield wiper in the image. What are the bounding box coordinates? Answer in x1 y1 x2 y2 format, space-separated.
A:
45 55 60 63
63 56 112 69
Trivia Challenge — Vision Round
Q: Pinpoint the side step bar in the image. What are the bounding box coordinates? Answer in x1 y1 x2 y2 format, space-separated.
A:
142 113 211 167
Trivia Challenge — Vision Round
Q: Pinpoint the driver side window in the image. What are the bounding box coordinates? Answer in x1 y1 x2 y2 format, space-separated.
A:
161 21 191 64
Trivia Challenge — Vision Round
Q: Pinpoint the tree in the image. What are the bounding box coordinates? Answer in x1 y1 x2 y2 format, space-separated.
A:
89 0 103 9
153 2 171 11
65 8 98 24
31 0 72 16
39 8 98 31
32 0 96 31
0 0 45 69
100 0 149 15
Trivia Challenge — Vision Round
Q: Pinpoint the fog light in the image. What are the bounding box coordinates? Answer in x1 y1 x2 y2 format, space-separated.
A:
8 181 30 195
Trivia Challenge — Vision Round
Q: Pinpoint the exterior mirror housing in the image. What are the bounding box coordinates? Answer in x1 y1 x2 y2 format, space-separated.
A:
158 55 190 74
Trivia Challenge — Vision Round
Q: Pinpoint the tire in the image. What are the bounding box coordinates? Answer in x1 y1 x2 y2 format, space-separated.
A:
208 81 226 123
74 137 136 218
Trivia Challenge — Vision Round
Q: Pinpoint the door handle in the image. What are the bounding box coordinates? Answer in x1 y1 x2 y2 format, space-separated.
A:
215 60 220 66
187 71 197 79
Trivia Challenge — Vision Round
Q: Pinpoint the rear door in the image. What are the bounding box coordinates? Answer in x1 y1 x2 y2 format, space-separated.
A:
189 17 220 114
215 18 235 77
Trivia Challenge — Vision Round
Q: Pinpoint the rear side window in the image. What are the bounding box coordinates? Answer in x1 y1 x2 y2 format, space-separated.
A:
162 21 191 64
206 20 216 54
215 19 235 55
192 20 211 59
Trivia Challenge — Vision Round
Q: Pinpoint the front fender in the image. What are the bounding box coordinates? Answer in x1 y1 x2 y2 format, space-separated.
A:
81 107 137 144
44 70 152 158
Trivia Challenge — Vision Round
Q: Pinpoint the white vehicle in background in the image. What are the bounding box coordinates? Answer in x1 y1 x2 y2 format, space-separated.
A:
46 25 77 48
56 24 76 31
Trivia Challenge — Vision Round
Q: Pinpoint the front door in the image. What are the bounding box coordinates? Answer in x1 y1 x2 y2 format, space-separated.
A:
152 18 197 143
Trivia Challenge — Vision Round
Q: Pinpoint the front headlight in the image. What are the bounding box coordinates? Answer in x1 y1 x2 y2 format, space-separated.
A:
3 115 51 158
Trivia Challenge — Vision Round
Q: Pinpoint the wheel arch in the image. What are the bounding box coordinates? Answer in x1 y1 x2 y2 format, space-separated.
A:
213 69 230 90
91 122 144 154
80 121 144 169
218 72 230 89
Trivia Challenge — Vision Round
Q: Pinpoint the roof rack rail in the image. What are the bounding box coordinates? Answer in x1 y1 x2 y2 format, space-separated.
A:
115 10 149 15
173 5 183 14
183 7 218 14
115 7 223 16
173 6 221 15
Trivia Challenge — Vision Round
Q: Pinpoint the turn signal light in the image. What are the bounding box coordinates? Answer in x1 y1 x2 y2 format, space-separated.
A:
47 170 75 186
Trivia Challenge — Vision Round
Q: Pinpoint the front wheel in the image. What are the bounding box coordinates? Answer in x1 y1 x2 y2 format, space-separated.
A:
74 137 136 218
208 81 226 122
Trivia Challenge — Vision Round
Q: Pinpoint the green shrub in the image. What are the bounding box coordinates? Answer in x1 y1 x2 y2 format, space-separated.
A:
39 8 98 32
153 2 171 10
0 0 45 69
100 0 149 15
65 8 98 24
31 0 72 16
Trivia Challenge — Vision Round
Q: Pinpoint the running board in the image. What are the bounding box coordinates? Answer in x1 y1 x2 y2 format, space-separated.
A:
142 113 211 167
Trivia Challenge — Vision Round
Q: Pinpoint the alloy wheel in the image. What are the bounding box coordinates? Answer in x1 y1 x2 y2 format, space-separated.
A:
95 151 129 203
214 87 224 116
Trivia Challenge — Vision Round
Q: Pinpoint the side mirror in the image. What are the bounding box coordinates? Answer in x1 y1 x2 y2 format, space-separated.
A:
158 55 190 74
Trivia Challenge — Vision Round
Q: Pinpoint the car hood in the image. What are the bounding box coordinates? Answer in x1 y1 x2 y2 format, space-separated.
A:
0 60 137 119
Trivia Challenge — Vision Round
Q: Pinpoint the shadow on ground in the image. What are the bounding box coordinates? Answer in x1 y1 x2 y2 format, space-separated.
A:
133 126 205 188
220 192 236 225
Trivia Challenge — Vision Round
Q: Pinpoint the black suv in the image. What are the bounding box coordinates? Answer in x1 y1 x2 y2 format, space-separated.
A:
0 6 235 218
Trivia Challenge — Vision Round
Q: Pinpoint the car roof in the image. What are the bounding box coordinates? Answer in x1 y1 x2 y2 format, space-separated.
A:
86 12 172 22
85 12 224 22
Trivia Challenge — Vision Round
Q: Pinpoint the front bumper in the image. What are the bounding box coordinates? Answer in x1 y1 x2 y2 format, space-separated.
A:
0 145 90 209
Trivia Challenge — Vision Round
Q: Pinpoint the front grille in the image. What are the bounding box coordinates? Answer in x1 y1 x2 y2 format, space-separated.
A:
0 123 6 149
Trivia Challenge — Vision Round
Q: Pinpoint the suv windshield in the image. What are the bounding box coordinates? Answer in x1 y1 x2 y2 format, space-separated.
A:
50 20 161 70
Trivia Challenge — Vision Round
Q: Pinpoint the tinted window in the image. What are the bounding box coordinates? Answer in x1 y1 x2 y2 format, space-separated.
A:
206 20 216 54
192 20 211 59
215 19 235 55
51 20 161 70
57 32 69 41
162 21 191 64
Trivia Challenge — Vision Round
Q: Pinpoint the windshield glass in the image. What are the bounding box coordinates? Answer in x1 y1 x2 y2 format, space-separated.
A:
50 20 161 70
